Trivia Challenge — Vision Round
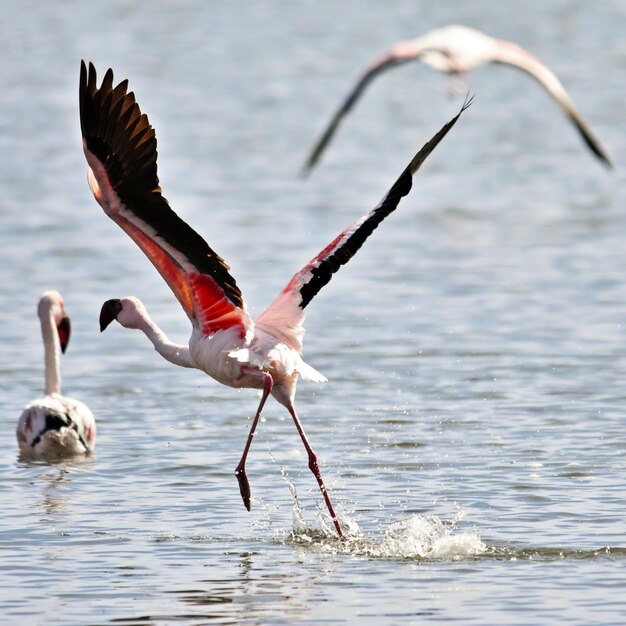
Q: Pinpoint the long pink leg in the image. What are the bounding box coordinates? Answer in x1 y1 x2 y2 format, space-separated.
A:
235 367 273 511
286 402 344 539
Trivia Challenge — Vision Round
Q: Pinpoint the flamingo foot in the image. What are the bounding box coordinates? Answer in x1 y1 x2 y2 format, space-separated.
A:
235 466 251 511
234 369 273 513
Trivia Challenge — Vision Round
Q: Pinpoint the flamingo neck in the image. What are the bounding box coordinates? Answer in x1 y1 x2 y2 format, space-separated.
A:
41 311 61 395
135 315 196 369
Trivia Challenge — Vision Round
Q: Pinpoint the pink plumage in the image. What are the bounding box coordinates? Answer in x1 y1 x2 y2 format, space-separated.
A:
81 62 467 538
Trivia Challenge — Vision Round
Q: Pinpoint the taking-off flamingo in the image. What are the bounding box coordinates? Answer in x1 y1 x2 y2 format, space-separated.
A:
79 61 468 538
303 24 612 174
17 291 96 457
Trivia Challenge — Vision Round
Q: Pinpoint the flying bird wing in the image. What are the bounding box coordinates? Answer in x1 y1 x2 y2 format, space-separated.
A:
79 61 253 339
492 41 612 167
258 97 471 352
302 49 418 175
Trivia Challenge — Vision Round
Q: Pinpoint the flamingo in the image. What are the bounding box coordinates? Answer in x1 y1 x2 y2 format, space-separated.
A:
302 24 612 174
17 291 96 457
79 61 468 538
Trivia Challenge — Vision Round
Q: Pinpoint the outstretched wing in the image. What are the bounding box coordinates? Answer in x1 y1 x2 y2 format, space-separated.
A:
492 41 612 168
79 61 252 338
258 98 471 352
302 49 417 175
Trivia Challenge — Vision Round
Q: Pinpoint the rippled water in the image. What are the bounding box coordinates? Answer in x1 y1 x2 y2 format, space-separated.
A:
1 0 625 624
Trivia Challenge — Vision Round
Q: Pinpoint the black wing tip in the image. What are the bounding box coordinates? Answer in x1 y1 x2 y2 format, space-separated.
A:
301 55 411 177
602 150 613 168
300 160 314 179
79 65 244 310
461 92 475 111
80 60 161 191
303 92 474 180
80 60 107 76
594 149 613 169
301 108 352 177
297 95 470 311
407 94 473 176
79 61 127 116
301 136 326 176
591 142 613 169
80 61 109 137
561 99 613 169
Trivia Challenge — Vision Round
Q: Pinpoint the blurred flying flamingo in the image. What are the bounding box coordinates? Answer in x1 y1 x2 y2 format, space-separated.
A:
79 61 468 538
303 24 611 174
17 291 96 457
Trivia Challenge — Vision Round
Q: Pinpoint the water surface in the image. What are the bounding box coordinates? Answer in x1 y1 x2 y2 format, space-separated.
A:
1 1 625 624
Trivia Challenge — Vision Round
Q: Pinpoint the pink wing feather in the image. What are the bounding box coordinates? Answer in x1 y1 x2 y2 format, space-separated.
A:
258 98 471 351
79 61 252 339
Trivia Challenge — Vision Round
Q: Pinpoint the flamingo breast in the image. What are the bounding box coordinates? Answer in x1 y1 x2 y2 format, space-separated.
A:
189 327 261 389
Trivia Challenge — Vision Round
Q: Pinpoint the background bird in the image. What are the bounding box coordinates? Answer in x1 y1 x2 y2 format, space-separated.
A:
302 24 612 174
17 291 96 458
80 61 467 538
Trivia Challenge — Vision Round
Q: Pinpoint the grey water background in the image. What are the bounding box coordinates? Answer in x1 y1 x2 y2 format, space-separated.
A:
1 0 625 624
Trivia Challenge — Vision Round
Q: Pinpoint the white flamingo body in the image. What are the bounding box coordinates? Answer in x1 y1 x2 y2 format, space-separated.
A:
303 25 612 173
395 26 502 72
111 297 317 395
18 395 95 457
190 327 256 388
80 62 467 537
17 291 96 458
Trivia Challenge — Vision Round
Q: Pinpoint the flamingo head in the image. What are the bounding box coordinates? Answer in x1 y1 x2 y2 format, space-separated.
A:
99 296 148 332
39 290 71 353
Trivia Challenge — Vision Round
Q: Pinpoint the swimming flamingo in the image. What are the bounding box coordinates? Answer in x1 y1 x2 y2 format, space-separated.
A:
303 24 611 174
17 291 96 457
80 61 468 538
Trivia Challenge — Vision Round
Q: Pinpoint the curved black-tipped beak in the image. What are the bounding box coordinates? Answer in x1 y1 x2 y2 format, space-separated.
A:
100 299 122 332
57 315 71 354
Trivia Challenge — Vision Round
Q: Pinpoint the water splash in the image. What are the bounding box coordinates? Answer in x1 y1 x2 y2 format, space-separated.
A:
288 510 487 560
286 513 626 563
266 444 484 559
267 445 485 559
376 512 486 559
